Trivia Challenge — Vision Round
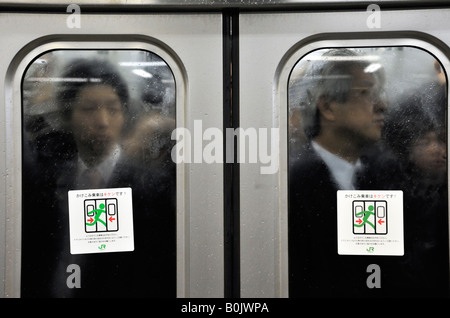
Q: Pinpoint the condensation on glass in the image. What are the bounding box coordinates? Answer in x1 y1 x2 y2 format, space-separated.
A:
21 50 176 297
288 47 449 297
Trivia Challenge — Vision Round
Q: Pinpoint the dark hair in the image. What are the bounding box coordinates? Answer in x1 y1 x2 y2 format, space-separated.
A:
57 58 129 120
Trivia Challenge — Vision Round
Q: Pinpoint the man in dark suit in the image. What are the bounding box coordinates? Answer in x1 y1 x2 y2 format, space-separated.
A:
288 49 390 297
21 58 175 297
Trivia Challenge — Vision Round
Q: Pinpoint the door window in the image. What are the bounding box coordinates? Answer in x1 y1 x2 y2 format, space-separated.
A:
21 50 177 297
288 47 448 297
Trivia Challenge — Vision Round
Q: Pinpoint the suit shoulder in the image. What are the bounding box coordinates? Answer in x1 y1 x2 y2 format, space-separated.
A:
290 145 326 177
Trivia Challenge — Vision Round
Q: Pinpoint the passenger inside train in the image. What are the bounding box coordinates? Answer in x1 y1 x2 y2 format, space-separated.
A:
288 47 449 297
21 52 176 297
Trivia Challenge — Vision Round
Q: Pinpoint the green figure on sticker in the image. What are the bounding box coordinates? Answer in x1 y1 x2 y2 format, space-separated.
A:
354 205 375 230
86 203 106 227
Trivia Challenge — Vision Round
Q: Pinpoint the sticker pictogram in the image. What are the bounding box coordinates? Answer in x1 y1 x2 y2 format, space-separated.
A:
352 200 387 235
84 198 119 233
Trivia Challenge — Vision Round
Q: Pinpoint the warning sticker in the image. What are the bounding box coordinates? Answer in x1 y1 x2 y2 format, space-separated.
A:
68 187 134 254
337 190 404 256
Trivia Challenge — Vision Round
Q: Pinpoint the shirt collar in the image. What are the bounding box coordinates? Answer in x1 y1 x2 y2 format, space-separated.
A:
311 141 362 190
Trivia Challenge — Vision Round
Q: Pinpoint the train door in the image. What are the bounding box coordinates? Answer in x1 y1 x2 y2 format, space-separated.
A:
239 7 450 297
0 11 224 297
2 2 450 300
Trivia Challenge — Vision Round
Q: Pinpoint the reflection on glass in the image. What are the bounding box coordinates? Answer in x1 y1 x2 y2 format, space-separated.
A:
21 50 176 297
288 47 448 297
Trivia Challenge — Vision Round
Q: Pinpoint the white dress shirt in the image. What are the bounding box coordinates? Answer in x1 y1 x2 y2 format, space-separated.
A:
312 141 362 190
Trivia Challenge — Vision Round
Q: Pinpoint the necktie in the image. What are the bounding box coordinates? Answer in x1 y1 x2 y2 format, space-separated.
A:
79 168 104 189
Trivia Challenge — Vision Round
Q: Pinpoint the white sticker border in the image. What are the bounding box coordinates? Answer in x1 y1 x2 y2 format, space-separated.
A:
68 187 134 255
337 190 404 256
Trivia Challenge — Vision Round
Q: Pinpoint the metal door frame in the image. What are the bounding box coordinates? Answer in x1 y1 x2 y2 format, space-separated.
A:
1 1 450 299
0 12 224 298
239 9 450 297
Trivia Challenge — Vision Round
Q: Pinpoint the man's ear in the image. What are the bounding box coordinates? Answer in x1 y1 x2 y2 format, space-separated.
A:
316 96 336 121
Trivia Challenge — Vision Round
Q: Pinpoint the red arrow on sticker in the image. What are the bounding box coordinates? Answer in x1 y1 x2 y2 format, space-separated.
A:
378 219 385 225
109 216 116 222
87 217 94 224
355 219 362 225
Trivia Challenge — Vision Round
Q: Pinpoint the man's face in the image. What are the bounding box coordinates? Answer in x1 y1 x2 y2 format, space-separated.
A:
70 84 124 157
331 66 386 147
